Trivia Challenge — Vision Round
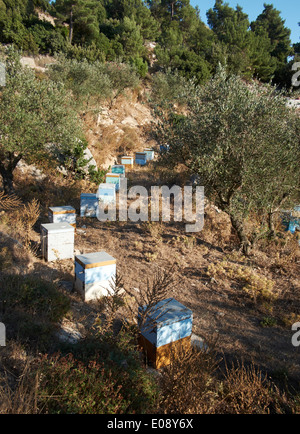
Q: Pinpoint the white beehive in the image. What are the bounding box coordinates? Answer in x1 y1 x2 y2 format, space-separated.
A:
80 193 98 217
41 223 74 262
105 173 122 192
48 206 76 227
96 183 116 204
144 148 155 161
74 251 116 301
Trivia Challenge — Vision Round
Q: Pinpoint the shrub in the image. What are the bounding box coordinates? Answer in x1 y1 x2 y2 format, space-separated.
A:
207 261 277 303
39 353 128 414
0 274 70 348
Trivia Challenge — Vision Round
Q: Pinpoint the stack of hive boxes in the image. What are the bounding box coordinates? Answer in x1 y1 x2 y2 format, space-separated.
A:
74 251 116 301
138 298 193 369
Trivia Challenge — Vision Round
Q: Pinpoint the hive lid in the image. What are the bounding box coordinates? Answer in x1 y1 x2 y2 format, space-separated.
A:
122 156 133 159
75 251 116 269
81 193 97 198
106 173 121 178
98 183 116 189
41 223 75 234
49 206 76 214
139 298 192 327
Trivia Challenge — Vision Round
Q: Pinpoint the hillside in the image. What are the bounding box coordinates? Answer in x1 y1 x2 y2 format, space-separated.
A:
1 68 300 414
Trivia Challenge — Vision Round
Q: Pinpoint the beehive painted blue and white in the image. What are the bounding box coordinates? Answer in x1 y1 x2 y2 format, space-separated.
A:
75 251 116 301
48 206 76 226
111 165 126 176
121 156 134 167
144 149 155 161
97 183 116 204
138 298 193 348
41 223 74 262
160 145 170 153
80 193 98 217
106 173 121 192
135 152 147 166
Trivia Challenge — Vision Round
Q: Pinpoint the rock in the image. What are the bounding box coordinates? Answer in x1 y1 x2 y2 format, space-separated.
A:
76 229 86 235
16 160 47 181
121 116 139 127
191 333 207 351
56 320 83 344
83 147 97 173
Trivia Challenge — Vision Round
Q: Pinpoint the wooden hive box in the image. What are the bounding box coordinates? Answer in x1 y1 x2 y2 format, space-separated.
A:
80 193 98 217
74 251 116 301
121 156 134 168
138 298 193 369
41 223 74 262
144 148 155 161
135 152 147 166
48 206 76 227
105 173 121 192
96 183 116 204
111 165 126 176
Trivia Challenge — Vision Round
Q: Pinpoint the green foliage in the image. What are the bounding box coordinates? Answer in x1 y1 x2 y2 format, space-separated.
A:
250 3 293 85
0 47 84 193
39 326 159 414
88 165 107 185
39 353 129 414
130 55 148 78
152 66 300 254
0 273 70 348
150 69 191 106
0 0 294 87
48 56 140 109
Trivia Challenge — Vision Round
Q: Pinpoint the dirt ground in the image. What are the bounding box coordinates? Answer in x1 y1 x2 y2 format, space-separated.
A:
16 165 299 389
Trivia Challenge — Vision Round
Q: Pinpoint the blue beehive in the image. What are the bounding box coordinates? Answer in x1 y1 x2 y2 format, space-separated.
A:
160 144 170 153
281 206 300 234
288 219 300 234
138 298 193 368
139 298 193 348
75 251 116 301
144 149 155 161
111 165 126 176
80 193 98 217
135 152 147 166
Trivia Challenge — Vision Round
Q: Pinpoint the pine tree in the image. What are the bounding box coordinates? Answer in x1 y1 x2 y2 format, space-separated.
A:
251 3 292 85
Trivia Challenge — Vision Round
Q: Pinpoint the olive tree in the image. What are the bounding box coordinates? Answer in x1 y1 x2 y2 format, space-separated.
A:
0 48 84 194
152 66 300 254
